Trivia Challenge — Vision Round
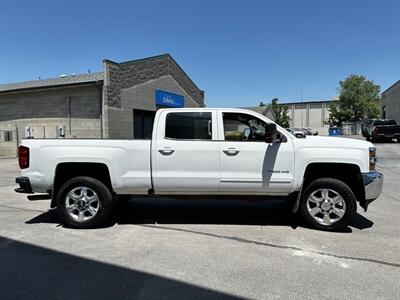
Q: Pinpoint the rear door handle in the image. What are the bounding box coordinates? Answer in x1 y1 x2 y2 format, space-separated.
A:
158 147 175 155
223 147 239 156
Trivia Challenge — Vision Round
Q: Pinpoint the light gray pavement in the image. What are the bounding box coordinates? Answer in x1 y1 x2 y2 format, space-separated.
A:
0 158 19 188
0 140 399 299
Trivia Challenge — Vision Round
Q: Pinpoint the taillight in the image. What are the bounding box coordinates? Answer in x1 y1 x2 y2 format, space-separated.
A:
373 127 379 134
18 146 29 169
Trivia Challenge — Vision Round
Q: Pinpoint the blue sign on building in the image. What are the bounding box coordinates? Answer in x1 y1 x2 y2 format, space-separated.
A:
155 90 184 108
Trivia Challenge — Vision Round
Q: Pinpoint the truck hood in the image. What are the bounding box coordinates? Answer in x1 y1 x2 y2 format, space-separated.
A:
292 135 374 150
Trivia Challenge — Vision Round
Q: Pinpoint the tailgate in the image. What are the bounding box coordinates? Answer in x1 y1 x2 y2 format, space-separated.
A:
375 125 400 134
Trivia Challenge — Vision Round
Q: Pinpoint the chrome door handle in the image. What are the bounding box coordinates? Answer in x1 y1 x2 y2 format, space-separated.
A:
158 147 175 155
223 147 239 156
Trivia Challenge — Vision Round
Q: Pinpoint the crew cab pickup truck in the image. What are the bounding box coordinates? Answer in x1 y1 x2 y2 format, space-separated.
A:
16 108 383 231
362 119 400 142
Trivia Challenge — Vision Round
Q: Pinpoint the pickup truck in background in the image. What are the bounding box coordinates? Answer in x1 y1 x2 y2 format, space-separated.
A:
16 108 383 231
362 119 400 142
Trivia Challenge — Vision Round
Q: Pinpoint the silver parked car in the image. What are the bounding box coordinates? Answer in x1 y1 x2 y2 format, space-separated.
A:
286 128 306 138
305 127 319 135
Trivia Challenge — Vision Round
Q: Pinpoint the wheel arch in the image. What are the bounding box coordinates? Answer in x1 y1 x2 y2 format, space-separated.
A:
301 162 365 208
51 162 113 208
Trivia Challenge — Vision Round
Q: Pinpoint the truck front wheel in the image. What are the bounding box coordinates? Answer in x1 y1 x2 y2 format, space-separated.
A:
298 178 357 231
55 176 114 228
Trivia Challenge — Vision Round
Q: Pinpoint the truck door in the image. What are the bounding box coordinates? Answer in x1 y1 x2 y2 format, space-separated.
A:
217 111 294 194
153 110 220 193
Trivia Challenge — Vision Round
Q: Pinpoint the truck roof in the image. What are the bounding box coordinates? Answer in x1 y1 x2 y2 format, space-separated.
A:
156 107 258 112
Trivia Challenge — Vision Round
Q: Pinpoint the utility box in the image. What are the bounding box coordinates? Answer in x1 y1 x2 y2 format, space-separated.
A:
24 126 33 139
328 127 343 136
57 125 66 138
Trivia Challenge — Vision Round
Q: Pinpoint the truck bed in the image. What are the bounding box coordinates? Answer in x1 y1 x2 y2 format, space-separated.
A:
19 139 152 194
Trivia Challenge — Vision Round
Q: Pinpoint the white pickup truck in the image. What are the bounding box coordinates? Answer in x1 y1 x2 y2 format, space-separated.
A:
15 108 383 231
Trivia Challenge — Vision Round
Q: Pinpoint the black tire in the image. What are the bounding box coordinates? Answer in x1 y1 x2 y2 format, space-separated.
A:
56 176 114 229
397 138 400 143
366 135 370 141
298 178 357 231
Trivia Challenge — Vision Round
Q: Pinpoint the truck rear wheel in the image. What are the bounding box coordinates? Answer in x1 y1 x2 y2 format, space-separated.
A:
55 176 114 228
299 178 356 231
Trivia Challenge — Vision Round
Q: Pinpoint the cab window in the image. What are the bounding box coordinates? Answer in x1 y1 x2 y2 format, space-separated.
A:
165 112 212 140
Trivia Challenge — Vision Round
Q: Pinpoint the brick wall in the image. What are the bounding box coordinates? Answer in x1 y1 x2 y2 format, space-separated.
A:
103 54 204 109
0 85 102 122
0 118 102 156
0 127 18 157
382 82 400 124
0 85 102 156
106 75 200 139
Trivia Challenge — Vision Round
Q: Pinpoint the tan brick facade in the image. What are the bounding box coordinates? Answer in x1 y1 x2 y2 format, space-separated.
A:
382 81 400 123
0 54 204 156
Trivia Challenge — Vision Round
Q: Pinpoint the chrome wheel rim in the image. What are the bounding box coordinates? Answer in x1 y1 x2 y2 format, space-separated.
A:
306 189 346 226
65 186 99 222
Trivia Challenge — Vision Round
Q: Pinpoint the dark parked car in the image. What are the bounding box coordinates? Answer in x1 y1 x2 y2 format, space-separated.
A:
362 119 400 142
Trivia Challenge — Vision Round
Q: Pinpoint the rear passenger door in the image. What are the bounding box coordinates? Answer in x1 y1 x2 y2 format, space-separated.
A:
153 110 220 193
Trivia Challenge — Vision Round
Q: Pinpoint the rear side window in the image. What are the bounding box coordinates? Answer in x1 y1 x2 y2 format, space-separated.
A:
374 120 397 126
165 112 212 140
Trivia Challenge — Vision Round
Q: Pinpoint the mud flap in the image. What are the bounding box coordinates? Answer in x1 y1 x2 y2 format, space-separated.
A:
291 179 304 213
360 197 378 212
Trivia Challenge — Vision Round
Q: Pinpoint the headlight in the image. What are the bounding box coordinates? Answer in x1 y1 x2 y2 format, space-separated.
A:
369 147 377 171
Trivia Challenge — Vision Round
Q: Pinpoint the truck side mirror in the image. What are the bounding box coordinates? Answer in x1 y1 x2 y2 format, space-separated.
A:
265 123 281 143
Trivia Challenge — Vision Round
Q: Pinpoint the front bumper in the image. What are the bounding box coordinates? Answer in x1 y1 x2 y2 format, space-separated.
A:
15 177 33 194
362 171 383 204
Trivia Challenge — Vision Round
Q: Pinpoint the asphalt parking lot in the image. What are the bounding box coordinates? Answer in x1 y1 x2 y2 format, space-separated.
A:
0 139 399 299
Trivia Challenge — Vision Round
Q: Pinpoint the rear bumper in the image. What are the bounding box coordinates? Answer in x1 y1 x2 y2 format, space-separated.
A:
373 133 400 138
362 171 383 203
15 177 33 194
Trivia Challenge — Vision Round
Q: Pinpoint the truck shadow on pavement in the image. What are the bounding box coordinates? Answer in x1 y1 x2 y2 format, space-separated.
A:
0 236 242 300
26 198 374 232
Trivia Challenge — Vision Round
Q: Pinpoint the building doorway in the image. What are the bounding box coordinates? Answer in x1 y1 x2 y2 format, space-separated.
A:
133 109 156 139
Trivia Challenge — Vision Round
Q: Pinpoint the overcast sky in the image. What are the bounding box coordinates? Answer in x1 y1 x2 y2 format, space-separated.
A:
1 0 399 107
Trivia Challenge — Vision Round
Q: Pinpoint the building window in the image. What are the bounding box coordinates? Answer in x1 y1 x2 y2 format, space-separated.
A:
4 131 13 142
165 112 212 140
382 105 386 119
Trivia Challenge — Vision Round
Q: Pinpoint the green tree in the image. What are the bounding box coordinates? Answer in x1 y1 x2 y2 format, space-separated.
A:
271 98 290 128
328 75 380 126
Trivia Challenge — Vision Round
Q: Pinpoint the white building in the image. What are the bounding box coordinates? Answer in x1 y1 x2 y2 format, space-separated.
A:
246 99 338 135
285 100 337 135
